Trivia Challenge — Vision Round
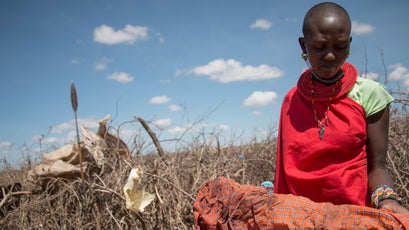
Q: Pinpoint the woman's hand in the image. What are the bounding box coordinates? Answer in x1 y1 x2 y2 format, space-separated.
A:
380 199 409 215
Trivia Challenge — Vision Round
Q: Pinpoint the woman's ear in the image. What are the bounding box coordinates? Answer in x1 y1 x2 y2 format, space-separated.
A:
298 37 306 54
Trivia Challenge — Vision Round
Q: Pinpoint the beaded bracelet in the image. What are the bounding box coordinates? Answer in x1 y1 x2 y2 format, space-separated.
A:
371 185 403 209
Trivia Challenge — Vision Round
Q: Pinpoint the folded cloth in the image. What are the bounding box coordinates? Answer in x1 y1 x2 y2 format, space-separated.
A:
193 177 409 230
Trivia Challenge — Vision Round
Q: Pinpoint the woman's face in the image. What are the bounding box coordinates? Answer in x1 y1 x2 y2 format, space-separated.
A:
299 14 352 79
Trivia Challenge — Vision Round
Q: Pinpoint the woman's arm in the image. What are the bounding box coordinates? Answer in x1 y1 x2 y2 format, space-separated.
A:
366 107 409 214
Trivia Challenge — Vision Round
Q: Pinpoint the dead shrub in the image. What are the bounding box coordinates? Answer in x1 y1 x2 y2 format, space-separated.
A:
0 110 407 229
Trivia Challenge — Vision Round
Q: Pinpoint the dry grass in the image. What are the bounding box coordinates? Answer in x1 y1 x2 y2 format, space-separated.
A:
0 110 408 229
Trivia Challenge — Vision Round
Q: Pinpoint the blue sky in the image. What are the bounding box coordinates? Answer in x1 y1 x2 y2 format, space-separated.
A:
1 0 409 165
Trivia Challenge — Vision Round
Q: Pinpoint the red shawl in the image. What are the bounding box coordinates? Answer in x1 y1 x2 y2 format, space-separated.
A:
274 62 369 206
194 177 409 229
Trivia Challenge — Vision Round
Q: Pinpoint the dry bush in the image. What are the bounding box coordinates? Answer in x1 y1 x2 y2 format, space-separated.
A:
0 123 277 229
0 108 408 229
137 132 276 229
388 109 409 208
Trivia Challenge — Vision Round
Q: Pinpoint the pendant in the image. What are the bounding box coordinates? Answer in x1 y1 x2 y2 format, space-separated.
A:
319 126 325 140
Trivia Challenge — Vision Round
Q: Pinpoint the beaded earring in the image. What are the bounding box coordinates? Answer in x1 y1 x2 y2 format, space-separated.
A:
301 53 308 61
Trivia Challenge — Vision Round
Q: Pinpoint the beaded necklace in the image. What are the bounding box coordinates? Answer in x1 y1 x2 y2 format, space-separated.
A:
310 77 339 140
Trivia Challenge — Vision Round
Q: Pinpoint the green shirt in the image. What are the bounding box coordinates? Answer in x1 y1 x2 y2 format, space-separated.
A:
347 77 394 117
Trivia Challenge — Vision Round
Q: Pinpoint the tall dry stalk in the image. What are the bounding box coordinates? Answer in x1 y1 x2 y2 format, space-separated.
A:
70 82 84 181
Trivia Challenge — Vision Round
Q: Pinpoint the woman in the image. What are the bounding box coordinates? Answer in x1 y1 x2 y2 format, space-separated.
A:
273 2 408 214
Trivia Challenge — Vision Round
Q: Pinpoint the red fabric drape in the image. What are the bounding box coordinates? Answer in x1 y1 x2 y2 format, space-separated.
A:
274 62 369 206
194 177 409 229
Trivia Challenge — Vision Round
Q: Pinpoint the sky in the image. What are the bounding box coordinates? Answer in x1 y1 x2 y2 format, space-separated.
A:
1 0 409 165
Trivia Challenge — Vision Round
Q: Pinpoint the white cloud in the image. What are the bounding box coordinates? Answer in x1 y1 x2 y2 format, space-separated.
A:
79 118 100 130
252 111 263 116
219 124 230 131
50 118 99 135
156 32 165 44
0 141 12 154
388 63 409 89
250 19 272 30
388 63 409 80
120 127 140 142
42 137 59 144
351 21 375 35
107 72 134 83
31 134 43 143
153 118 172 127
149 95 171 104
71 58 79 64
361 72 380 81
95 57 113 71
190 58 283 83
166 122 229 136
175 69 187 76
169 104 181 111
168 126 186 134
66 130 79 142
243 91 277 107
93 24 149 45
31 117 100 150
51 122 72 134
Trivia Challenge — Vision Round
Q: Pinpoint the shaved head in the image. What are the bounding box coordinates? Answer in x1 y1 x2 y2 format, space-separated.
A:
302 2 351 38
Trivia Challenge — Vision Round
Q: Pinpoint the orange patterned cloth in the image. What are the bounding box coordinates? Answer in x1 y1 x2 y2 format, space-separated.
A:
193 177 409 229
